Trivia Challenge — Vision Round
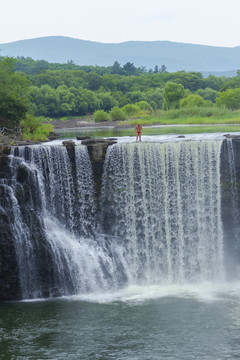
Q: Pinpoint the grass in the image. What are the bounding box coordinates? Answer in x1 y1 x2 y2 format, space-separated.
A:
58 115 93 122
117 107 240 127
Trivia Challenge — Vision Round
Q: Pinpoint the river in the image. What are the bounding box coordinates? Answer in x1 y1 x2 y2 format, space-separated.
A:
1 284 240 359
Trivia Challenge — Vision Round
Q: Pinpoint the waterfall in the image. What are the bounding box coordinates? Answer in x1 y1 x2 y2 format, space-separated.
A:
100 141 225 284
2 139 226 299
5 145 116 298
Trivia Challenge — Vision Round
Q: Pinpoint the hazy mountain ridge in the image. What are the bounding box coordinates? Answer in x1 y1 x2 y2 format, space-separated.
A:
0 36 240 74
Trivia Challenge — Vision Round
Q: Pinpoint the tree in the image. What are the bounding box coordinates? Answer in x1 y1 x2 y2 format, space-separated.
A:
196 88 218 103
180 94 207 108
123 62 137 76
122 104 140 116
86 72 101 91
110 107 126 121
160 64 167 73
0 57 31 128
204 75 225 91
216 89 240 110
97 92 118 111
127 91 145 103
111 61 123 75
145 88 164 110
93 110 110 122
135 101 153 112
163 81 185 110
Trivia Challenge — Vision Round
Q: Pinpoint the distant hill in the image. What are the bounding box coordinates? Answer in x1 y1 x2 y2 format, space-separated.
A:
0 36 240 75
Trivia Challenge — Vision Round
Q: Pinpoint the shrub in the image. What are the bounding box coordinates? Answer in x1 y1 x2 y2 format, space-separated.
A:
20 114 54 141
180 94 207 108
110 107 126 121
122 104 140 116
135 101 153 112
93 110 110 122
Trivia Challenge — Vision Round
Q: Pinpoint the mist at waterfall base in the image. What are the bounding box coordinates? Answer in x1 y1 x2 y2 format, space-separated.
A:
2 136 240 359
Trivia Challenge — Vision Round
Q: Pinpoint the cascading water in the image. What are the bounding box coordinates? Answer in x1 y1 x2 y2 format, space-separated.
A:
4 145 121 298
2 139 227 300
100 141 225 284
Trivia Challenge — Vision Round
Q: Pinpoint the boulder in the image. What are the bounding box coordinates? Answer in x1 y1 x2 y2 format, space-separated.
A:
224 134 240 139
76 136 91 140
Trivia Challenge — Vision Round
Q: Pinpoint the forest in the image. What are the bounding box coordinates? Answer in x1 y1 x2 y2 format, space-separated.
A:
1 56 240 140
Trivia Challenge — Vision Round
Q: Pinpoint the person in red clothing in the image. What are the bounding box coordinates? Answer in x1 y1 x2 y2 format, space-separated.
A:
135 124 143 142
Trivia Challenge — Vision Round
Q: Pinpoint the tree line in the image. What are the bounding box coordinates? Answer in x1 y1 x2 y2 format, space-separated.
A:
1 56 240 132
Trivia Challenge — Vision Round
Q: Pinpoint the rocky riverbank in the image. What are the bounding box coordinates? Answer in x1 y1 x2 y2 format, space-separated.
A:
0 118 116 153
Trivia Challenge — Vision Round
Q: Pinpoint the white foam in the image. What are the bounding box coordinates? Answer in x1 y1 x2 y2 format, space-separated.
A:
59 282 240 304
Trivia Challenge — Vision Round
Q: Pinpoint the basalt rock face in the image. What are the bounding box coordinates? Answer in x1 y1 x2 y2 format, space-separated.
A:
0 155 21 300
0 153 64 300
221 139 240 278
82 139 117 203
63 138 117 207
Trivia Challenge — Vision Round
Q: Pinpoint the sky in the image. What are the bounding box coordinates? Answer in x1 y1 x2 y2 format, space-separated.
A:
1 0 240 47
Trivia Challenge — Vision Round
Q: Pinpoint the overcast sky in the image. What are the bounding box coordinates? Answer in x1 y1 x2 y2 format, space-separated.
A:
1 0 240 47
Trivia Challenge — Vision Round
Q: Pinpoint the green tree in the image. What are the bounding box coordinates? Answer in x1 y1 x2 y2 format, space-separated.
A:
111 61 123 75
135 101 153 112
86 72 101 91
0 57 31 128
216 89 240 110
160 64 167 73
93 110 110 122
180 94 207 108
123 62 137 76
20 113 54 141
110 107 126 121
163 81 185 110
145 88 164 109
127 91 145 103
97 92 118 111
196 88 218 103
122 104 140 116
204 75 225 91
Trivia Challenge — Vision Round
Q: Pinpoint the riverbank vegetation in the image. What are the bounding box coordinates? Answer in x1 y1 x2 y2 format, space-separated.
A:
1 55 240 140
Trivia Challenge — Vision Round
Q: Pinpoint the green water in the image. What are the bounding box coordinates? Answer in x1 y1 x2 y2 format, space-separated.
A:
1 292 240 360
54 125 240 139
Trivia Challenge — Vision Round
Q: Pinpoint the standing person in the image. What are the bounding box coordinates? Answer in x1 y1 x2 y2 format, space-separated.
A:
135 123 143 142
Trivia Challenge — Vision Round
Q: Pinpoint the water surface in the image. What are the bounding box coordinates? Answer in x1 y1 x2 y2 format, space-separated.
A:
54 124 240 139
1 284 240 359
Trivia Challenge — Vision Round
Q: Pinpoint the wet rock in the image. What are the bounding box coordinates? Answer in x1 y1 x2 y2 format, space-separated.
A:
0 188 21 300
62 140 76 162
48 132 57 140
82 138 117 162
0 145 11 155
82 138 117 208
224 134 240 139
17 164 29 184
76 136 91 140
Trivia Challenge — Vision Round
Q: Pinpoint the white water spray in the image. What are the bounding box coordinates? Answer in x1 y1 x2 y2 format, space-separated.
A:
5 140 226 299
100 141 225 284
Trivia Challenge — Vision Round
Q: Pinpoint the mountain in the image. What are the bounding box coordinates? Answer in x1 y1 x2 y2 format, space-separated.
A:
0 36 240 74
